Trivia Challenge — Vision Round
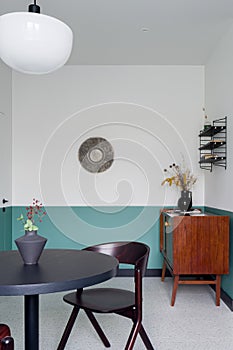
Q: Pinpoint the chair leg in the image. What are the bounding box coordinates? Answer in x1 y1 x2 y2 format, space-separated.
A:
139 324 154 350
85 310 111 348
57 306 80 350
125 321 141 350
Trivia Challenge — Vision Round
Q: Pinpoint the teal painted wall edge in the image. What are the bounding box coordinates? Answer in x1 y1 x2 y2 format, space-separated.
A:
12 206 163 269
205 206 233 300
0 206 12 250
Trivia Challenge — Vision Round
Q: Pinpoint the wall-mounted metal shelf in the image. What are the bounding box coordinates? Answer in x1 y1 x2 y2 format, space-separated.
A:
198 116 227 172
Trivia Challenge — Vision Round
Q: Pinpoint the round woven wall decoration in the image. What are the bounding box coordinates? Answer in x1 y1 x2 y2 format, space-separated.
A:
78 137 114 173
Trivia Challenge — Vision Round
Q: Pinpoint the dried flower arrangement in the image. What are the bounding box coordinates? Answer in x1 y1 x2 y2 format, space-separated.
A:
161 163 197 191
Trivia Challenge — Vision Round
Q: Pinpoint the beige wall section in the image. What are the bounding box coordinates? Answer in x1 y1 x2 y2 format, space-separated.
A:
0 61 12 206
205 24 233 211
12 65 204 206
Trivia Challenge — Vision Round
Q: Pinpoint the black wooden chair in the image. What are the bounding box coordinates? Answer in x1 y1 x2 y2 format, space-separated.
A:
57 241 154 350
0 324 14 350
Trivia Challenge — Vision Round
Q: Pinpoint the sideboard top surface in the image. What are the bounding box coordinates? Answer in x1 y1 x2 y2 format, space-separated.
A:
162 209 228 218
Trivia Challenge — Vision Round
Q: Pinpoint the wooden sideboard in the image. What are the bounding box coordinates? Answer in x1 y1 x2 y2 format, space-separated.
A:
160 209 229 306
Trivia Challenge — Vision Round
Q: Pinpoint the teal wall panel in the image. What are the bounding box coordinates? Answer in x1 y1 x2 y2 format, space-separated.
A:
0 209 3 249
0 206 12 250
12 206 163 269
205 206 233 300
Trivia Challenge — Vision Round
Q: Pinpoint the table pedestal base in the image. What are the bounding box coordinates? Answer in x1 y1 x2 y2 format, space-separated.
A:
25 295 39 350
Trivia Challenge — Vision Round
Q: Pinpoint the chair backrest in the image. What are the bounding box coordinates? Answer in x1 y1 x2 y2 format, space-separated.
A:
0 325 10 341
0 324 14 350
84 241 150 277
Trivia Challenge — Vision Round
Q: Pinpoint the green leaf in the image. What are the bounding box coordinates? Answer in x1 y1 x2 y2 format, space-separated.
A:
17 214 24 221
24 219 38 231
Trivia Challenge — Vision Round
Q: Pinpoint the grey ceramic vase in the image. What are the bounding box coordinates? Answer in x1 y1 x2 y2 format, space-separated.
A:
15 230 47 265
177 190 192 212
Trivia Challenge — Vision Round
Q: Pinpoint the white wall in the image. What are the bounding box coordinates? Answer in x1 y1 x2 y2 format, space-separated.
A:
12 65 204 207
0 62 12 205
205 24 233 211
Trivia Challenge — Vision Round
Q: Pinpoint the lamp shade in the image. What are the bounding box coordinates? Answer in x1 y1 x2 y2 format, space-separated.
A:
0 12 73 74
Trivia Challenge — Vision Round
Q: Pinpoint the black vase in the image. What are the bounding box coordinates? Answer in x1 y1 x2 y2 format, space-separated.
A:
177 190 192 212
15 230 47 265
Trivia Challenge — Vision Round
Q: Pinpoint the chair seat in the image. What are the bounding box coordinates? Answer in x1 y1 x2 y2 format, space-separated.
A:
64 288 135 313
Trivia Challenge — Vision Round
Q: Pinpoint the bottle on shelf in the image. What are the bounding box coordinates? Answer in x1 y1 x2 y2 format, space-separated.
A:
203 108 211 130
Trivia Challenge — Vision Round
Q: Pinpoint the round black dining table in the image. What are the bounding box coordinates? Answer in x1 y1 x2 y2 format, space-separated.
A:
0 249 119 350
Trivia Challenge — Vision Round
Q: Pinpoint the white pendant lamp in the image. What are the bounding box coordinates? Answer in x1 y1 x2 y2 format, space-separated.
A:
0 1 73 74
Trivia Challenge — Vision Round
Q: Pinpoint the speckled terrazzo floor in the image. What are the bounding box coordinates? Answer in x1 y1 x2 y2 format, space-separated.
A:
0 277 232 350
